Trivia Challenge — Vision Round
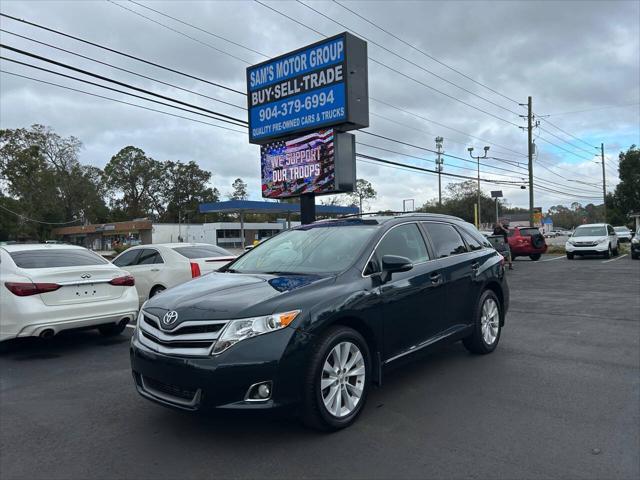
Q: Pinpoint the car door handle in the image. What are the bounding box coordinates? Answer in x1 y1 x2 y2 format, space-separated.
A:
430 272 442 285
150 268 160 272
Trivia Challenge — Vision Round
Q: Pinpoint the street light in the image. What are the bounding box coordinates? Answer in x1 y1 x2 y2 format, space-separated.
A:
468 146 490 228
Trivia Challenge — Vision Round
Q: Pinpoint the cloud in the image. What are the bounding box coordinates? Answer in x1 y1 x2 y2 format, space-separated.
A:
1 0 638 213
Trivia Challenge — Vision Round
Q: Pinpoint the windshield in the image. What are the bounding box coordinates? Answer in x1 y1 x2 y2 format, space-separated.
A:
10 249 108 268
227 224 378 274
613 227 628 232
519 228 541 237
573 226 606 237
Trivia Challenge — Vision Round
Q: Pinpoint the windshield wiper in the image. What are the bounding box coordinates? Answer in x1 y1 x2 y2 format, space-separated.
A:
264 271 311 276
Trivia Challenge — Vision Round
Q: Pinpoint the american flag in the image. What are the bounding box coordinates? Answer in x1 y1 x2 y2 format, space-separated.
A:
261 129 336 198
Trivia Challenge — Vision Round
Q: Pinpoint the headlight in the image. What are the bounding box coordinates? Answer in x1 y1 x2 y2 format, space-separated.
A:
632 237 639 244
212 310 300 355
567 240 575 245
598 237 609 244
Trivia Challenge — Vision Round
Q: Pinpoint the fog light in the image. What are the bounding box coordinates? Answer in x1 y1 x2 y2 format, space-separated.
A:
245 381 272 401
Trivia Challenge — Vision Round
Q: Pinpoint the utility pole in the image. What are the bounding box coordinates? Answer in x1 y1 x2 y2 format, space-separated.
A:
468 146 490 228
435 137 444 206
600 143 607 222
527 96 534 227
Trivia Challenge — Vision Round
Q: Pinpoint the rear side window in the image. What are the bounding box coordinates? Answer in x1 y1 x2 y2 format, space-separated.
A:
137 249 163 265
423 223 467 258
113 249 141 267
458 227 484 251
10 249 107 268
376 224 429 263
173 245 233 259
519 228 541 237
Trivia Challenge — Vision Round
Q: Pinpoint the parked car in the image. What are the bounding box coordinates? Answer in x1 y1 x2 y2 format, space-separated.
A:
544 231 557 238
507 226 547 260
613 226 633 242
112 243 236 304
565 223 619 259
130 213 509 430
631 227 640 260
1 244 138 343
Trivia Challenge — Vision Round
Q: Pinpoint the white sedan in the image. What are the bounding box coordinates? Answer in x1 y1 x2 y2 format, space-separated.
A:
1 244 139 343
112 243 236 304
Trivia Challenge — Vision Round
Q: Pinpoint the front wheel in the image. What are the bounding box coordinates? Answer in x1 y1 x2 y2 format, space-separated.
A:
613 246 619 256
463 290 502 355
302 326 371 431
566 253 574 260
529 253 541 261
604 246 612 259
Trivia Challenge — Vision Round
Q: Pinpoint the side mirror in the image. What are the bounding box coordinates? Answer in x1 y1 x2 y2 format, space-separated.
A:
381 255 413 274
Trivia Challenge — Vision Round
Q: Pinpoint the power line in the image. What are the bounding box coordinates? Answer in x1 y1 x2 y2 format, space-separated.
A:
294 0 520 116
536 135 594 161
0 69 248 134
106 0 253 64
544 103 640 117
331 0 521 106
0 203 83 225
537 125 596 156
0 44 248 126
252 0 520 127
0 29 247 111
0 57 249 129
539 117 597 149
0 12 246 95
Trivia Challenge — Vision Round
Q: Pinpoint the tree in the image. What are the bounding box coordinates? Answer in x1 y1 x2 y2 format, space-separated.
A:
103 146 165 219
348 178 377 213
612 145 640 220
0 125 108 240
229 178 248 200
162 160 219 222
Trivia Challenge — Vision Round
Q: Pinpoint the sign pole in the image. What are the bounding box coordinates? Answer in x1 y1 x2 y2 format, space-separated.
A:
300 194 316 225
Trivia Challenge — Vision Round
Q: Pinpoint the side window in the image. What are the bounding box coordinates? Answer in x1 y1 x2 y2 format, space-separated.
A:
376 224 429 264
423 223 467 258
458 227 484 251
112 249 140 267
607 225 615 235
137 249 163 265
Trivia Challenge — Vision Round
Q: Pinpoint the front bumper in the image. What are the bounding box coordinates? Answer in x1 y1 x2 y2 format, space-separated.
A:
565 242 609 254
130 326 310 412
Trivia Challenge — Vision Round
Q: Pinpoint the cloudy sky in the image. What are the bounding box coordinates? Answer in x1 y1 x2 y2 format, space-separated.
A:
1 0 638 213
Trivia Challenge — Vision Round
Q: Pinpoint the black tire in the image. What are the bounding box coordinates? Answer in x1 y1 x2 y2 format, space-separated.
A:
463 289 502 355
98 320 128 337
566 253 574 260
604 246 612 259
632 253 639 260
529 253 541 261
613 246 619 256
531 234 545 249
149 285 165 298
302 326 371 431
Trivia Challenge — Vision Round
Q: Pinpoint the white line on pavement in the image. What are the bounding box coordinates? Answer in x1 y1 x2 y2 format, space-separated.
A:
541 256 565 262
602 254 628 263
125 324 136 329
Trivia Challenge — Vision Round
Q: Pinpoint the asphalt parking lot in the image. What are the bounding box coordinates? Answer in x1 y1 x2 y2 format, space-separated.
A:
1 254 638 480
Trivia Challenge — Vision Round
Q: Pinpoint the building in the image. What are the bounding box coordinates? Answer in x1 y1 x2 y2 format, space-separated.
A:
52 220 295 251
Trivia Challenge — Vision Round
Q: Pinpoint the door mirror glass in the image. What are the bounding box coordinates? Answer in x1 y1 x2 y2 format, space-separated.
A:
381 255 413 273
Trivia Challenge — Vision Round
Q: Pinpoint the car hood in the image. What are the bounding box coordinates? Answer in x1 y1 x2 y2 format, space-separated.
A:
143 271 332 322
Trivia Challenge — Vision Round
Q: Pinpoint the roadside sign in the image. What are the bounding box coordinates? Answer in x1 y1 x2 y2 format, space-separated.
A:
260 128 355 198
246 32 369 144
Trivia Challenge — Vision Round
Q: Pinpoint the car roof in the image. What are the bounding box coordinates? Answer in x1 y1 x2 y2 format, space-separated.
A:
0 243 87 252
576 223 607 227
126 243 218 249
308 212 465 229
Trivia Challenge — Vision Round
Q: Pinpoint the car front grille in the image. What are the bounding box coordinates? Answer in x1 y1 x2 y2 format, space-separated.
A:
142 376 197 401
138 311 227 357
574 241 598 247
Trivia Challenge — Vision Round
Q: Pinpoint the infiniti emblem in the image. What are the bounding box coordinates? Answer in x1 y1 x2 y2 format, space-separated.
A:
80 273 92 279
162 310 179 327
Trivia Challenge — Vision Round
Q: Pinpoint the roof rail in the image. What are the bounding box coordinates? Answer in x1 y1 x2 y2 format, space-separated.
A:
336 211 464 221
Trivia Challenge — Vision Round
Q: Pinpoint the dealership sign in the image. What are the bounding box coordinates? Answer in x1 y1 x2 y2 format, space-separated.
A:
260 128 355 199
247 32 369 144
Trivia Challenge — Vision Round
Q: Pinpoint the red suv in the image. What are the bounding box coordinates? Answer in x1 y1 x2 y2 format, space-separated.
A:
507 226 547 261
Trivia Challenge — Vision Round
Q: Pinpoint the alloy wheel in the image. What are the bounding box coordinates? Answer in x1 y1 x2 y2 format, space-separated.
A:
321 341 365 418
480 298 500 345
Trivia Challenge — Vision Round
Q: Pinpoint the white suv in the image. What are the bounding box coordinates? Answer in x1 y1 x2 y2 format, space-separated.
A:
565 223 619 259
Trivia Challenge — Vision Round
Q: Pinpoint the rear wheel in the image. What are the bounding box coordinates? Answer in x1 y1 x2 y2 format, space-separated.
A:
302 326 371 431
529 253 541 261
463 290 501 355
98 320 128 337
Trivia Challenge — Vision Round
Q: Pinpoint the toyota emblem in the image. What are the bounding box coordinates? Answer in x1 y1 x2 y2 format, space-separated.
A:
162 310 179 327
